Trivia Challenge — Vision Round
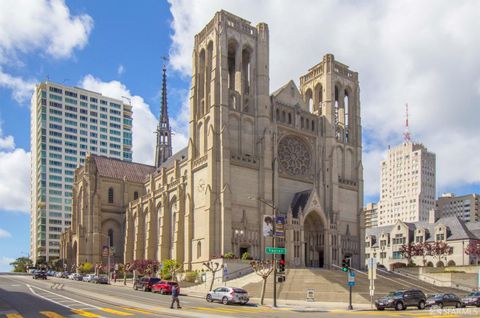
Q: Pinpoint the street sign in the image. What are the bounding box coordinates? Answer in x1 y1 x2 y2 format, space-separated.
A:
348 281 355 287
266 247 286 254
368 257 377 280
348 270 356 286
275 216 285 238
102 246 109 257
306 289 315 302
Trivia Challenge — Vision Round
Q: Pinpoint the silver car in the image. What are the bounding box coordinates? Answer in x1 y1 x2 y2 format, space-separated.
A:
206 287 249 305
82 274 95 282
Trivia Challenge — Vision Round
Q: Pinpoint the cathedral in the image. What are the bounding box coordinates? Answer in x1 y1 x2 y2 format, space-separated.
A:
62 10 363 271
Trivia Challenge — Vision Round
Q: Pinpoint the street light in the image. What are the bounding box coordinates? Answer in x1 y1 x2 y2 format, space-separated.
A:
249 195 278 308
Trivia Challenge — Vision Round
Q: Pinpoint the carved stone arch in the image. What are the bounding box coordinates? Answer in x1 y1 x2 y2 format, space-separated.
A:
345 148 354 180
204 116 210 153
227 38 239 90
304 208 329 230
196 120 204 157
335 145 345 178
304 88 313 112
314 82 323 107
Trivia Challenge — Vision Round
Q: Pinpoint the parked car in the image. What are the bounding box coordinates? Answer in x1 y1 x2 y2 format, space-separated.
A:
82 274 95 282
47 270 56 277
133 277 161 292
33 270 47 280
375 289 426 311
70 273 84 281
68 273 76 280
56 271 69 278
426 293 463 308
462 291 480 307
92 275 108 284
151 281 179 294
206 287 249 305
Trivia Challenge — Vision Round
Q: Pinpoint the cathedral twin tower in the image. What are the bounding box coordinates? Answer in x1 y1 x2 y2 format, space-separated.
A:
126 10 363 269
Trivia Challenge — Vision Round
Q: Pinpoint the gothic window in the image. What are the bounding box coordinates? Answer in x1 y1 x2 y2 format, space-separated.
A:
134 191 139 200
242 48 251 95
276 109 280 121
305 88 313 113
334 85 340 140
344 89 349 143
278 136 312 176
108 229 113 247
108 187 114 204
288 113 292 124
197 241 202 259
198 49 205 117
228 40 237 90
282 111 286 122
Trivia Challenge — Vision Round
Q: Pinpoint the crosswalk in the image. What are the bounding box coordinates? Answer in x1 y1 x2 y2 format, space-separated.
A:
3 305 288 317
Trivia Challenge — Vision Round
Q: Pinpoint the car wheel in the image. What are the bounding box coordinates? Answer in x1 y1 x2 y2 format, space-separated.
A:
377 307 384 311
160 289 166 295
455 302 461 308
133 285 137 290
206 294 213 302
241 301 248 305
395 302 404 311
418 300 425 310
438 302 444 309
222 297 229 305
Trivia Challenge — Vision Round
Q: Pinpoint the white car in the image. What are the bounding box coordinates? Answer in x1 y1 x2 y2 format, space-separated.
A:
206 287 249 305
82 274 95 282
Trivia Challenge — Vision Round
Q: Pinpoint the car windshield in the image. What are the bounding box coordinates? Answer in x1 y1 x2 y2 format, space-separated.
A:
150 278 161 283
233 288 247 293
387 292 403 297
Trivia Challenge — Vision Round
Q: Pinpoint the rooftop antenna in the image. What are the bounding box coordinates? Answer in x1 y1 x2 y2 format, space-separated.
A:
403 103 411 142
161 56 169 70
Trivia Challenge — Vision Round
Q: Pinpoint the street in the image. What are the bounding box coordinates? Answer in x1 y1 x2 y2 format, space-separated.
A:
0 274 479 318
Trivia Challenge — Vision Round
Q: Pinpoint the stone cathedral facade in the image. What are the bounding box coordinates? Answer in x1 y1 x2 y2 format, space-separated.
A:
123 10 364 270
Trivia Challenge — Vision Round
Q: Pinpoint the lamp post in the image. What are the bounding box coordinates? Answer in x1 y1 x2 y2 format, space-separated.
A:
249 195 278 307
98 233 111 284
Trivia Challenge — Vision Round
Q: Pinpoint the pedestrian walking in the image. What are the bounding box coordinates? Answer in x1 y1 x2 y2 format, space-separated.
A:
170 284 181 309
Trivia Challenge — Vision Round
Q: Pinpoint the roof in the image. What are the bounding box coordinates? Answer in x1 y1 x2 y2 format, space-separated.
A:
154 147 188 174
366 216 479 243
91 155 155 183
290 190 311 218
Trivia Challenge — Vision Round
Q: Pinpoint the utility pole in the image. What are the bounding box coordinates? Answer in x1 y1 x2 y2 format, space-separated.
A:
272 154 277 308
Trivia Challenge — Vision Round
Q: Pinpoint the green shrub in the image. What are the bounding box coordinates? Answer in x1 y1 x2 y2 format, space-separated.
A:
223 252 235 259
241 252 252 260
184 271 198 283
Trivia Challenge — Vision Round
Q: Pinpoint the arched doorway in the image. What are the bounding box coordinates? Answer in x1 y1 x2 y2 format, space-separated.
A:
304 211 325 268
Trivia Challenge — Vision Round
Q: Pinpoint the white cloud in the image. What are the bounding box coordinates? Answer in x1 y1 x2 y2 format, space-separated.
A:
0 132 31 212
80 75 188 165
0 0 93 102
117 64 125 76
0 229 12 238
168 0 480 198
0 256 15 272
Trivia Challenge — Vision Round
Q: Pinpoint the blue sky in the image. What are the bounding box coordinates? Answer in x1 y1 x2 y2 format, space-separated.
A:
1 0 480 271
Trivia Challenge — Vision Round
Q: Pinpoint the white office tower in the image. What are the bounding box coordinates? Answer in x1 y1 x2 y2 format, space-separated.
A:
377 105 436 226
30 81 133 263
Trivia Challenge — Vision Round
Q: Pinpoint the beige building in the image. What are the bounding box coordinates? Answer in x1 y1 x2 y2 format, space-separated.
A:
437 193 480 223
377 142 436 226
123 10 364 270
365 216 480 269
61 155 154 267
363 202 378 229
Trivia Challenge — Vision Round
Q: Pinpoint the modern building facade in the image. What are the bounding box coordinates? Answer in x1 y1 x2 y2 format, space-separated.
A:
30 81 133 262
363 202 378 229
365 216 480 269
377 141 436 226
437 193 480 223
123 10 363 270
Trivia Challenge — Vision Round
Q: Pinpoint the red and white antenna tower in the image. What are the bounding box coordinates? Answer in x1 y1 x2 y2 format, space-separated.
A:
403 103 411 142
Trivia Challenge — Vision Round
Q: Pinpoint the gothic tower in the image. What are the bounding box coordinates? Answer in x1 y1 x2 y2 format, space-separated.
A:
155 64 173 167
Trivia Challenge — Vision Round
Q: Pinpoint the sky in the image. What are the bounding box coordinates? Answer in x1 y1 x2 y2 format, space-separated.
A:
1 0 480 271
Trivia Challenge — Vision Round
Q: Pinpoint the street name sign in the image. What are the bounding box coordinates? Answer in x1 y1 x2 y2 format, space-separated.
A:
265 247 286 254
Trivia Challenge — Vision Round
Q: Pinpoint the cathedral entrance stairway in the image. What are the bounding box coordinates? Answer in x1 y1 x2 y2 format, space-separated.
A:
242 268 467 303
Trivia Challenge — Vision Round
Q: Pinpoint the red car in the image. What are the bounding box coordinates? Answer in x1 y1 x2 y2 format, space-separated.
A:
152 281 180 295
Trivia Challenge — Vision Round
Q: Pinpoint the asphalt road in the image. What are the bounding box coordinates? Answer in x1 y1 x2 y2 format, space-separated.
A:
1 274 479 318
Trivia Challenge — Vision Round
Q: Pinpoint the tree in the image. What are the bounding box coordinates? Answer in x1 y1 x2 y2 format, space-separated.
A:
129 259 159 277
203 260 223 291
79 262 93 274
250 260 274 305
399 242 417 265
10 257 33 272
431 241 453 264
465 240 480 264
415 242 433 266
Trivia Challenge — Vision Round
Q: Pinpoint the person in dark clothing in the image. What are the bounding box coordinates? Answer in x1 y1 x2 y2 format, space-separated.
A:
170 285 181 309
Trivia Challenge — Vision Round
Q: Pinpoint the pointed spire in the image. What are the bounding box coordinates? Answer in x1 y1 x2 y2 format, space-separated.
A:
155 57 173 168
403 103 411 143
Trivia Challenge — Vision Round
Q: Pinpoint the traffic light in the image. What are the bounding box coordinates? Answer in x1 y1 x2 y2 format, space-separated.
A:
278 259 286 274
341 257 351 272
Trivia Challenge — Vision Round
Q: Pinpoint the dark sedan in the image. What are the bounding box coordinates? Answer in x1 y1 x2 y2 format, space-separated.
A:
462 291 480 307
375 289 426 311
426 293 463 308
92 275 108 284
133 277 161 292
33 270 47 280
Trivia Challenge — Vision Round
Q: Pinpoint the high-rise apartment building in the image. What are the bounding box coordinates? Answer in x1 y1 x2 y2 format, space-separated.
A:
363 202 378 228
437 193 480 222
377 141 436 226
30 81 133 262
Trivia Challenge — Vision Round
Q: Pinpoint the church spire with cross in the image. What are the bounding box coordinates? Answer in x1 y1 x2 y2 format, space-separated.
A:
155 58 173 168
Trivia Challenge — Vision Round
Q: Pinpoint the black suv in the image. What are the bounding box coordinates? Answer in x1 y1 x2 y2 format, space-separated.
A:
462 291 480 307
375 289 426 311
133 277 161 292
33 270 47 280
